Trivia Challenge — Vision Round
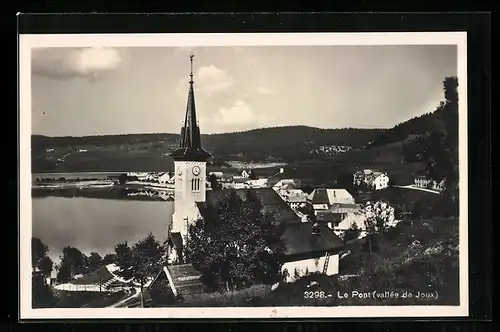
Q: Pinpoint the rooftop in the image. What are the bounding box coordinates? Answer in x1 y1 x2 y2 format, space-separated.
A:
197 188 344 258
308 188 355 206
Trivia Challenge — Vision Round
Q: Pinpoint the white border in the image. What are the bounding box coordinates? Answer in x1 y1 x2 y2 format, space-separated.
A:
19 32 468 319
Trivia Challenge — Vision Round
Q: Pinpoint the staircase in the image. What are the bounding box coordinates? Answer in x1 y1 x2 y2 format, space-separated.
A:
322 252 330 274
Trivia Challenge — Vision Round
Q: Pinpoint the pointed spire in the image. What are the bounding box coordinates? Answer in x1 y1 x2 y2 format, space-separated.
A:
170 53 211 162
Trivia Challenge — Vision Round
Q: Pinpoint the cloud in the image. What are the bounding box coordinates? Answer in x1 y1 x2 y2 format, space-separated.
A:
32 47 122 80
257 86 276 95
214 100 266 129
177 65 235 96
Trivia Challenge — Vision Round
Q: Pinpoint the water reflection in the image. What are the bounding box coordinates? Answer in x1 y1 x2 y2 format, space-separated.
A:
32 196 174 269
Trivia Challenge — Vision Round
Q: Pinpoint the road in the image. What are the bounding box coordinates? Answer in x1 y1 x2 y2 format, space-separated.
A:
394 185 441 195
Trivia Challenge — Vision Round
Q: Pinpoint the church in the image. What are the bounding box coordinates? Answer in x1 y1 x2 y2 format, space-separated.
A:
164 55 344 289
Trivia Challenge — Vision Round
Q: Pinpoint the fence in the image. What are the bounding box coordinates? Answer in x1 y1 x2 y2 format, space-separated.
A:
54 282 132 293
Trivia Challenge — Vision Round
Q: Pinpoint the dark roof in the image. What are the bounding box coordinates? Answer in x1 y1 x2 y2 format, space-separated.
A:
167 264 206 295
282 222 344 257
200 188 301 225
308 188 330 205
197 188 344 259
71 265 115 285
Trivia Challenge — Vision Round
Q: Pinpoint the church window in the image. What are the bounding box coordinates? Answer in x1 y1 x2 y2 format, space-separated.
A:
192 178 201 191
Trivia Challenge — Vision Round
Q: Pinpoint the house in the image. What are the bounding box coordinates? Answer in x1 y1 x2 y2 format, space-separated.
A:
307 188 356 213
232 177 250 189
316 204 366 235
353 169 390 190
148 264 206 298
158 172 173 184
279 189 308 210
369 172 390 190
166 55 344 291
52 264 139 293
208 171 224 179
45 148 55 153
414 174 445 191
246 178 268 188
241 169 252 178
77 149 88 153
272 179 302 192
190 188 344 283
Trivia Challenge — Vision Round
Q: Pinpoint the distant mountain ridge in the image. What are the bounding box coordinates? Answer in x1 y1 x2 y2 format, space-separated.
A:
31 126 384 173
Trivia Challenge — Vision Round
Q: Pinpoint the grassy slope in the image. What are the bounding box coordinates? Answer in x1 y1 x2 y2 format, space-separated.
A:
284 217 459 306
148 216 458 307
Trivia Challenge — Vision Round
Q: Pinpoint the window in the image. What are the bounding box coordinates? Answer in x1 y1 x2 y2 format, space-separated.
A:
191 178 201 191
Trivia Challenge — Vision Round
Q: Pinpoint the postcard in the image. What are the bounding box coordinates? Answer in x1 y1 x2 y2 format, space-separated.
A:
19 31 468 319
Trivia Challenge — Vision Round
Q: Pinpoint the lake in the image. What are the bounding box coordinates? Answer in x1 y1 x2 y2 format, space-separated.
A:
32 172 125 181
32 196 174 275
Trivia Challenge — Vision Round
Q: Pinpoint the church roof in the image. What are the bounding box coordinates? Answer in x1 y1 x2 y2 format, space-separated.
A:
170 54 211 162
196 188 344 258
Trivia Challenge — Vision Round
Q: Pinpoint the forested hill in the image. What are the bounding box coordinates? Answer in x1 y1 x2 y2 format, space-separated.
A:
32 126 382 150
367 100 449 148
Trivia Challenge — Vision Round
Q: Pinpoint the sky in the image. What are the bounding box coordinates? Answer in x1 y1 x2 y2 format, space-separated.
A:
30 45 457 137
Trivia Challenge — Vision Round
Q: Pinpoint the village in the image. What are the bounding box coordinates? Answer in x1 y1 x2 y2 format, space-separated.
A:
31 52 457 310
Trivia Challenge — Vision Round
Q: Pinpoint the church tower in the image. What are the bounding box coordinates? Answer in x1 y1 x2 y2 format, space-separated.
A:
169 54 211 258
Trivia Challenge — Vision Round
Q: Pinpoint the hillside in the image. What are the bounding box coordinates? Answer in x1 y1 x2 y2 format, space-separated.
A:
31 126 383 173
367 102 448 148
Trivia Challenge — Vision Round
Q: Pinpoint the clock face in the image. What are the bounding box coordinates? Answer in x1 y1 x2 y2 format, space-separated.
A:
192 166 201 176
176 166 183 176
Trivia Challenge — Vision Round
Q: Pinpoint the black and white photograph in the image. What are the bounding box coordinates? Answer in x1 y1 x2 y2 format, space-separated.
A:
19 32 468 319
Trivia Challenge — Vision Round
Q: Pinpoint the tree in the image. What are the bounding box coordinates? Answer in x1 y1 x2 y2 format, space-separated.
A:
418 76 459 207
208 173 221 191
57 246 88 282
114 234 166 308
32 237 49 272
88 252 103 271
101 253 116 265
31 237 56 308
343 222 361 243
363 217 378 254
249 169 257 180
118 173 128 185
185 189 285 292
38 256 54 278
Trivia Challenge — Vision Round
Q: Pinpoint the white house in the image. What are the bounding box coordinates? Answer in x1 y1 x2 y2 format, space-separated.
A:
370 172 390 190
158 172 173 184
353 169 390 190
208 171 224 179
414 175 445 192
307 188 356 213
279 189 308 210
247 178 268 188
241 169 252 178
272 179 301 192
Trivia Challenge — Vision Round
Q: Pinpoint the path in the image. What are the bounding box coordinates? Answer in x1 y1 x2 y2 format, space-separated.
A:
107 287 142 308
394 185 441 195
